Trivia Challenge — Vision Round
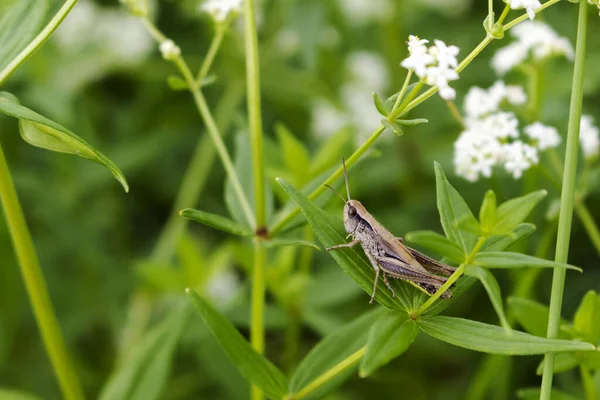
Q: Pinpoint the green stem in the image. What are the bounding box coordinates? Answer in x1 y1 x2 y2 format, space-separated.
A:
391 70 413 112
251 243 266 400
287 347 366 400
414 236 486 317
497 4 511 24
393 81 424 119
540 2 587 399
244 0 266 230
488 0 495 31
142 19 255 227
581 365 597 400
446 100 465 128
575 203 600 257
0 143 84 400
196 27 225 82
0 0 79 85
243 1 267 399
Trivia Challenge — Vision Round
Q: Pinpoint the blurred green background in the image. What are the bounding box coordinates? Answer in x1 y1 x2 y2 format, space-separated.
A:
1 0 599 398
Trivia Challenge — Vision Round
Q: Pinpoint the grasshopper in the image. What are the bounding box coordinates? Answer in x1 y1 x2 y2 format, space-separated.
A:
325 159 457 304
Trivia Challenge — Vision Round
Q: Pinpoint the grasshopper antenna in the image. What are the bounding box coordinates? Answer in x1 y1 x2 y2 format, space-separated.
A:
342 157 351 201
324 184 347 204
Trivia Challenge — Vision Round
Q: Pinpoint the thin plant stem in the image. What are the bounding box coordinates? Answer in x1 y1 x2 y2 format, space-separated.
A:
580 365 597 400
575 203 600 256
488 0 495 30
0 143 84 400
287 347 366 400
269 1 562 235
0 0 79 85
251 243 266 400
391 70 413 112
196 27 225 82
446 100 465 127
540 1 587 398
243 1 267 399
497 4 511 24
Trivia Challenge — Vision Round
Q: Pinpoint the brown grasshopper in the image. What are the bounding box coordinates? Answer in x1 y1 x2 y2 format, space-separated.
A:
325 159 457 304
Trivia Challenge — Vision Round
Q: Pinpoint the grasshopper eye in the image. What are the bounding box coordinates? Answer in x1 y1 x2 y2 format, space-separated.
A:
348 206 357 217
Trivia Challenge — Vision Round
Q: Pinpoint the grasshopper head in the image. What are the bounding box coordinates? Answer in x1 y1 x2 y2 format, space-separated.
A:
344 199 364 234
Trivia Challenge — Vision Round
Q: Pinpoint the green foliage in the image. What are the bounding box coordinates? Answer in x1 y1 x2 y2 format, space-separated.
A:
180 208 253 236
186 289 288 399
0 92 128 191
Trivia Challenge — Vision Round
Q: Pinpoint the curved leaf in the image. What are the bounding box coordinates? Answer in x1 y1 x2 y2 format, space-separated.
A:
418 316 595 355
465 265 510 331
473 252 581 272
359 313 418 377
507 297 568 338
0 92 128 191
494 190 546 233
289 308 384 395
481 223 536 252
180 208 252 237
186 289 288 399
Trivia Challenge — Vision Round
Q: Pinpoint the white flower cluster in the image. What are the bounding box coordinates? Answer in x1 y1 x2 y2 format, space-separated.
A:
454 81 563 181
159 39 181 61
201 0 242 23
505 0 542 20
491 21 574 75
400 35 460 100
580 115 600 160
336 0 393 26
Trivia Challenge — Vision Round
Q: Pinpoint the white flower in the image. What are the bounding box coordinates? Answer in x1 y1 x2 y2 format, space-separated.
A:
483 112 520 139
159 39 180 60
201 0 243 23
206 268 240 306
454 131 503 181
580 115 600 160
491 21 574 75
464 87 497 118
346 51 390 93
524 122 561 150
505 0 542 20
401 36 460 100
502 141 539 179
505 85 527 105
491 42 529 75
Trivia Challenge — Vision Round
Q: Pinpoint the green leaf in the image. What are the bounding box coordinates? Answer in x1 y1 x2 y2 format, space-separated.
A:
404 230 465 263
574 290 600 343
186 289 288 399
479 190 497 233
465 265 510 331
0 389 44 400
359 313 418 377
0 92 129 192
507 297 554 338
380 119 403 136
180 208 252 237
434 161 479 252
473 252 581 272
0 0 48 71
493 190 546 234
517 388 579 400
277 178 410 310
275 123 311 186
395 118 428 126
261 238 320 250
372 92 388 116
289 308 384 395
536 352 579 375
481 223 536 252
418 316 596 354
99 305 189 400
166 75 188 90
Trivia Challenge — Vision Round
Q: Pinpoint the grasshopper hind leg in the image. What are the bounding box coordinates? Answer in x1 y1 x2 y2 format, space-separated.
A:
418 282 452 299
